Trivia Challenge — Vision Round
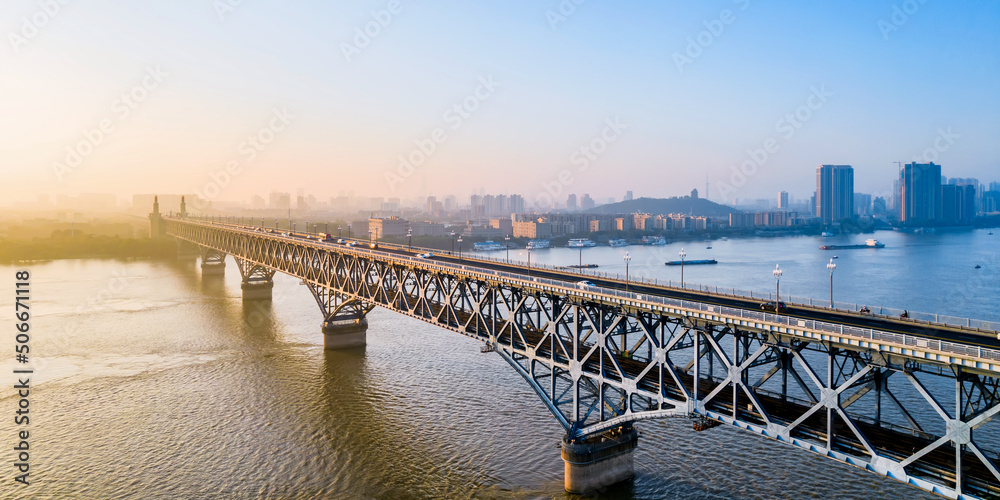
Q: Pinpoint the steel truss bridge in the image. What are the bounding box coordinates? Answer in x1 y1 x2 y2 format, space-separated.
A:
161 216 1000 499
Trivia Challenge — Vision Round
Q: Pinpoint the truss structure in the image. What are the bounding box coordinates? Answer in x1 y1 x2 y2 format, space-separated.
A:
165 219 1000 499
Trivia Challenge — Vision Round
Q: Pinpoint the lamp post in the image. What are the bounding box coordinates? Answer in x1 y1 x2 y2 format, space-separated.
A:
292 222 296 232
457 236 463 260
678 248 687 288
338 225 342 238
527 247 531 276
505 235 510 263
578 246 583 269
407 229 413 251
305 221 309 233
450 231 456 255
827 258 836 307
624 251 631 294
274 219 278 230
773 264 782 303
347 224 351 239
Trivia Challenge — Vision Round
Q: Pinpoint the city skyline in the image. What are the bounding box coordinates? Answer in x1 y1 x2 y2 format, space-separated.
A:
2 1 998 206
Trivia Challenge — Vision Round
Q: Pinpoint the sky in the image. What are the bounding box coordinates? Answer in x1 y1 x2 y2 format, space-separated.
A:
1 0 998 208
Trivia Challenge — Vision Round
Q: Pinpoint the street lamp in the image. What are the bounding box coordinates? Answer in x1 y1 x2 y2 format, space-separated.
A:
678 248 687 288
338 225 342 238
773 264 782 303
348 224 352 238
505 235 510 263
457 236 463 260
624 251 631 294
407 229 413 251
527 247 531 276
450 231 456 255
827 258 837 307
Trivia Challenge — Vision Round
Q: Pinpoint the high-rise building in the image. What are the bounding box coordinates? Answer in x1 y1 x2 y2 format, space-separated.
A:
624 191 634 201
580 194 595 210
899 162 942 225
941 184 976 225
566 194 577 211
778 191 789 210
269 191 291 211
816 165 854 223
854 193 872 216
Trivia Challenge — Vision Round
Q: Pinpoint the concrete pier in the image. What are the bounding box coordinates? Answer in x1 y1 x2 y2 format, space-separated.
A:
561 424 638 494
201 262 225 276
322 317 367 349
241 281 273 301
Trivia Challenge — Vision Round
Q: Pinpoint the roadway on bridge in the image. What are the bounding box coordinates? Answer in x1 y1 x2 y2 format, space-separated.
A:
201 221 1000 351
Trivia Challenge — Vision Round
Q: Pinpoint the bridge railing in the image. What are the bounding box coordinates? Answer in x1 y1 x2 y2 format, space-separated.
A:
172 218 1000 337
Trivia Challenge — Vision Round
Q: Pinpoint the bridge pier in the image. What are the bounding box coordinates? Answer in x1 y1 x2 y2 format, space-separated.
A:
322 317 368 349
561 424 638 494
200 248 227 276
307 284 373 350
234 257 276 301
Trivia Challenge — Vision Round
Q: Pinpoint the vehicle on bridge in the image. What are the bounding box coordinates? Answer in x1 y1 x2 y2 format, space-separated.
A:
759 300 786 312
576 280 596 290
369 242 379 249
418 252 435 259
318 233 334 242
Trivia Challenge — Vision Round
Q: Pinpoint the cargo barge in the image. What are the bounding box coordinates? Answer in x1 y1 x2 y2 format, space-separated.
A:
665 259 717 266
820 238 885 250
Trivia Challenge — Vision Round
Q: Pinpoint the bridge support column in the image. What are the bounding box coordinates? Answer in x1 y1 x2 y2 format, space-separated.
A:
200 248 227 276
234 257 276 301
307 284 373 349
561 424 638 494
323 317 368 349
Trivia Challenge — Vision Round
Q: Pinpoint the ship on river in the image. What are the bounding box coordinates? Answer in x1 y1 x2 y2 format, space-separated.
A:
820 238 885 250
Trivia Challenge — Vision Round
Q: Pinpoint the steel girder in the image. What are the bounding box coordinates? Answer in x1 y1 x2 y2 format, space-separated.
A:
233 257 276 285
164 220 1000 499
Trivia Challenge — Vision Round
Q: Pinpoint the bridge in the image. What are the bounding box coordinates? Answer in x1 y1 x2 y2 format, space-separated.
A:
150 199 1000 498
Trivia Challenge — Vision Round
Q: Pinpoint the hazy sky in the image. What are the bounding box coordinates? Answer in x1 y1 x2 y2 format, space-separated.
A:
2 0 998 207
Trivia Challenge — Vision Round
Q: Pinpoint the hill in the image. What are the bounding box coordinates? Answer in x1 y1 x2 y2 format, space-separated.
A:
584 196 738 217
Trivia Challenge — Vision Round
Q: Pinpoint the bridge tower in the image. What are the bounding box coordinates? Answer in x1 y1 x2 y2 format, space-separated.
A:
148 195 165 238
307 284 372 349
234 257 275 300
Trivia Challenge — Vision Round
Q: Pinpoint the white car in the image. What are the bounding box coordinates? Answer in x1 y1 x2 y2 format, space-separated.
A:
417 252 435 259
576 280 596 289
